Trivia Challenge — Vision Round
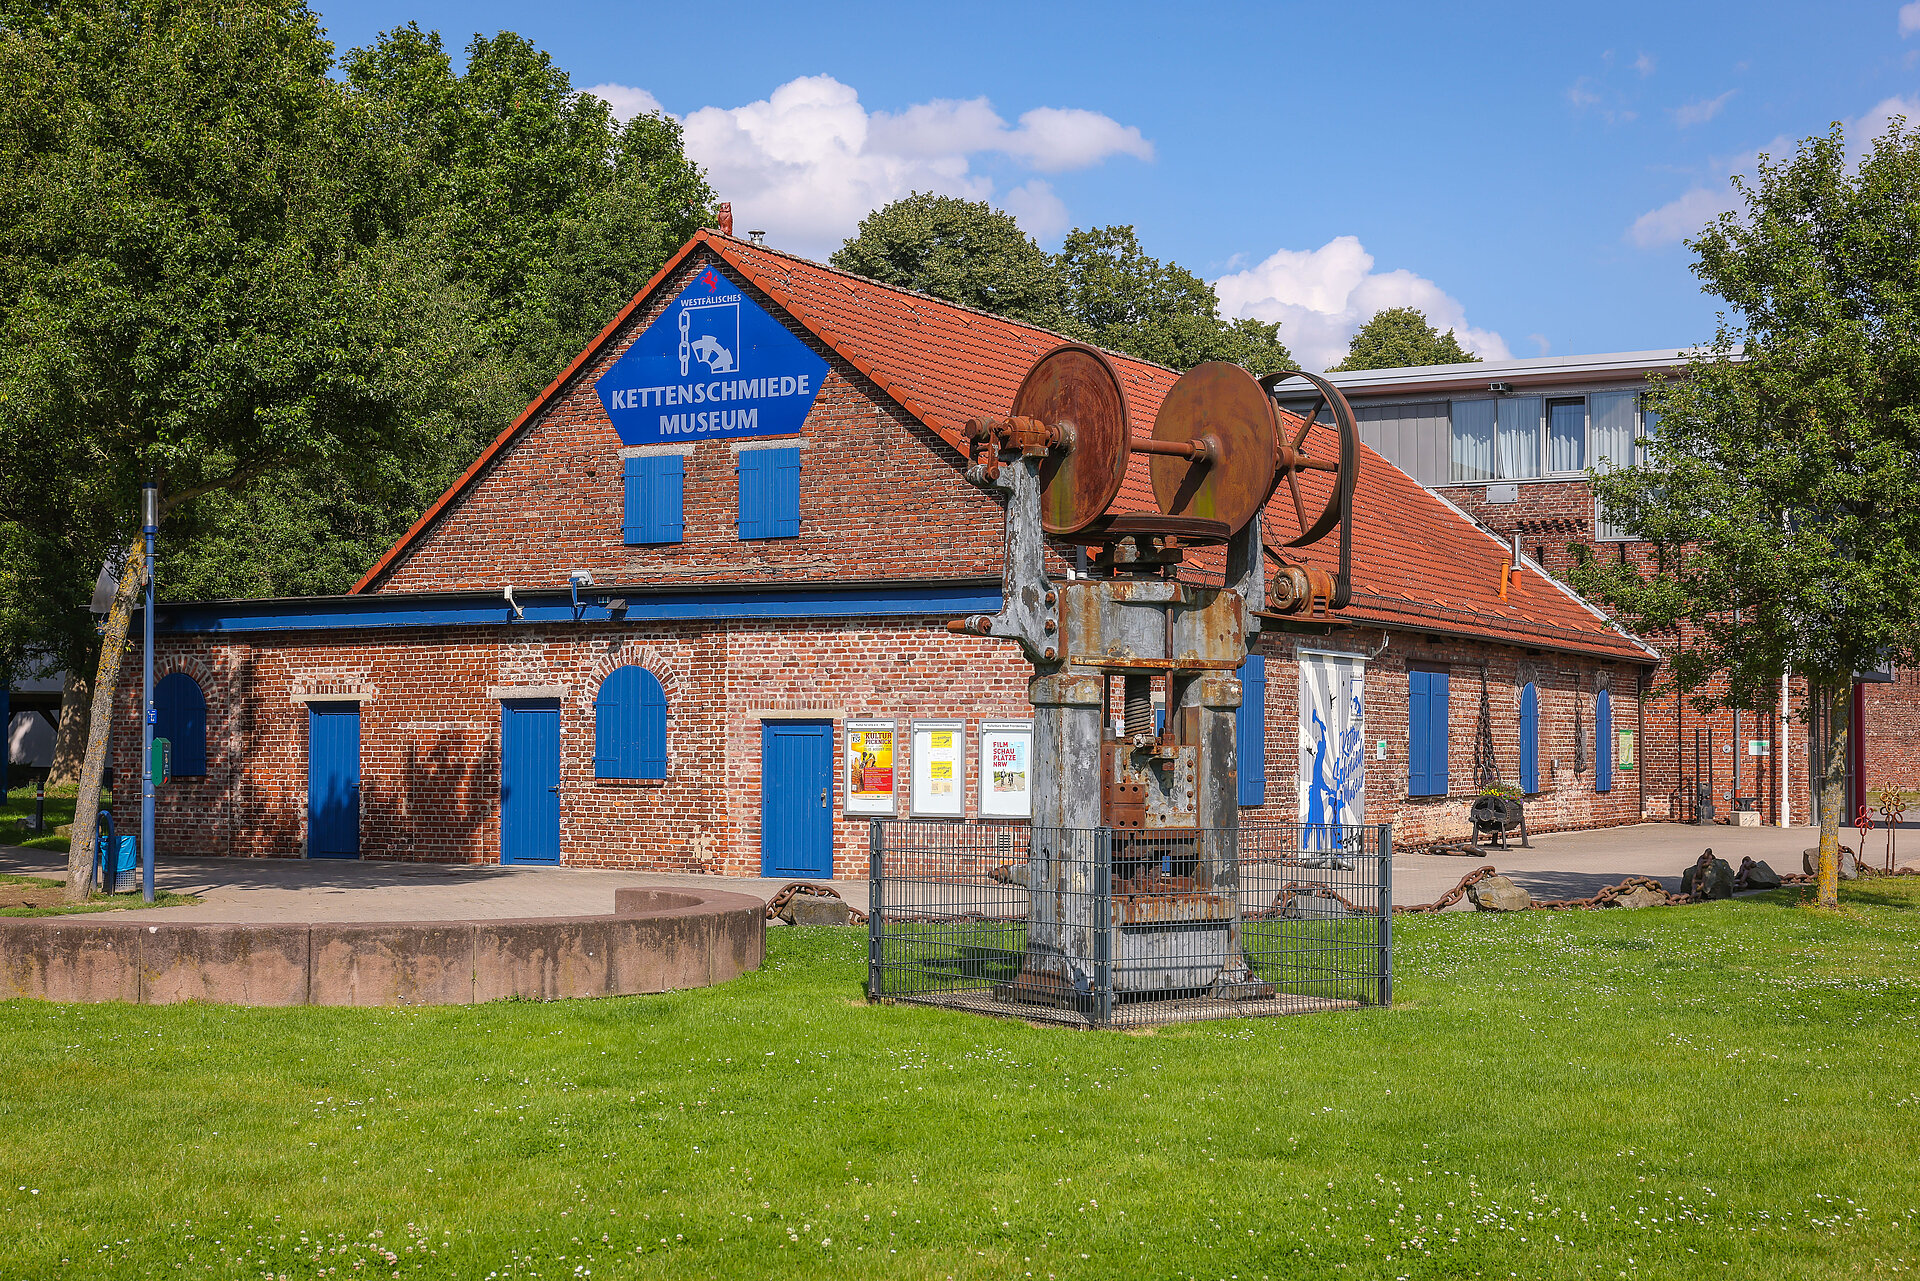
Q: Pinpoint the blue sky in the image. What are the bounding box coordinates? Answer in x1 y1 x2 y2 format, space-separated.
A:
312 1 1920 370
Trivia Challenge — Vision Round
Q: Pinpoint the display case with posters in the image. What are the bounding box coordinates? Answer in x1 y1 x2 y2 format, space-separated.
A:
978 720 1033 819
910 720 966 818
844 719 897 815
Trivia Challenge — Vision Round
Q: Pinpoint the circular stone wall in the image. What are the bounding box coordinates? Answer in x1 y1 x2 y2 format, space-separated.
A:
0 886 765 1007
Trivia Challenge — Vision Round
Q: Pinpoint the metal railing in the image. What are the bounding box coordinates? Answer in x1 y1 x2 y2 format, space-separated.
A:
868 819 1391 1029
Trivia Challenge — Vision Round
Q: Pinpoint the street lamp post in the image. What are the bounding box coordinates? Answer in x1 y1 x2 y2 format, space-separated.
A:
141 479 157 904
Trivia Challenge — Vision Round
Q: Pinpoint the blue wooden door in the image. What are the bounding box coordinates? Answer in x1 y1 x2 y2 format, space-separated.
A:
760 720 833 877
501 700 561 865
308 704 361 858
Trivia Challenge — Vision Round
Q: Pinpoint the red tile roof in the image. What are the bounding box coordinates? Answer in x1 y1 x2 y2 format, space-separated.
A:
353 231 1655 665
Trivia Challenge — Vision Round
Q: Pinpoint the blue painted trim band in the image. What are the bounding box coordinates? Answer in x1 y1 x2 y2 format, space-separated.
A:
153 581 1003 635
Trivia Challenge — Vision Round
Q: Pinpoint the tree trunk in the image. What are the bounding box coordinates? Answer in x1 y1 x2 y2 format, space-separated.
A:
47 669 91 786
65 536 145 902
1815 680 1849 910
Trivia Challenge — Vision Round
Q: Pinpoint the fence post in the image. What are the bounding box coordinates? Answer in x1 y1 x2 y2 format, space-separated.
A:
1377 823 1394 1008
1093 827 1113 1028
867 819 883 1002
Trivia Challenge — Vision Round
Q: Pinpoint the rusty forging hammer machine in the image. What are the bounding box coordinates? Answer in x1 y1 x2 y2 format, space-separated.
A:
948 344 1360 1010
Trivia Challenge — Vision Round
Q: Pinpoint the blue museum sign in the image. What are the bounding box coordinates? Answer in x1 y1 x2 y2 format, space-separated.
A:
596 266 829 446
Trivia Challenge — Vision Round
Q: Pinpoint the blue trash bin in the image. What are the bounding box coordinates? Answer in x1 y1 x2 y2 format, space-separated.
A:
95 813 138 893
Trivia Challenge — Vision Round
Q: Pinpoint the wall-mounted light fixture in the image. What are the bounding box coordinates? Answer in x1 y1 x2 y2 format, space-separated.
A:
503 584 523 621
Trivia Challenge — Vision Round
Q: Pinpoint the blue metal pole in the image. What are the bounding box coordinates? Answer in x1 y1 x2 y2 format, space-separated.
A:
141 480 157 903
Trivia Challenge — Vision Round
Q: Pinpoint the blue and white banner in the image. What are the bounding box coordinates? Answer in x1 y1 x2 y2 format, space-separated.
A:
1298 650 1366 851
595 266 829 446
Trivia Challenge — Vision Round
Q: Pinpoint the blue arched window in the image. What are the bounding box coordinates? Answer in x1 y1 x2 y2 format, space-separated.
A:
154 672 208 776
594 665 666 780
1518 682 1539 795
1595 687 1613 793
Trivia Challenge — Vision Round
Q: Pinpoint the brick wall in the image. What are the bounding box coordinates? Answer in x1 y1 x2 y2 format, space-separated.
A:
371 250 1010 596
1245 626 1644 845
1442 476 1822 827
116 620 1039 879
1863 671 1920 800
121 613 1656 870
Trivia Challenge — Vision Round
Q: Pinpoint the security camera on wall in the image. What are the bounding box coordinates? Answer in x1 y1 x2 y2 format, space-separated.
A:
568 570 595 587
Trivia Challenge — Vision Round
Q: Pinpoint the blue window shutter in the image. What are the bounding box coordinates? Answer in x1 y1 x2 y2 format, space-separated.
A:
739 447 800 539
594 667 631 778
636 671 667 779
154 672 207 775
596 666 668 780
770 447 801 536
623 456 646 544
737 450 766 539
1236 654 1266 806
1596 688 1613 793
625 455 684 545
648 455 684 543
1519 682 1539 795
1407 670 1429 797
1430 670 1450 797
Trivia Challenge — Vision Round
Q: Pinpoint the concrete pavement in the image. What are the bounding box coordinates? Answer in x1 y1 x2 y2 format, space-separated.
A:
0 822 1832 920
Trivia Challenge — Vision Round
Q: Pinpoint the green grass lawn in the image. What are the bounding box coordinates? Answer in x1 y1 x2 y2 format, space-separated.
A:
1 779 89 852
3 884 1918 1280
0 871 200 917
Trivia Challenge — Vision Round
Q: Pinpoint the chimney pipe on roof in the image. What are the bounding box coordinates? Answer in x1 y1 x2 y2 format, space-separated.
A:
748 229 766 246
717 203 733 237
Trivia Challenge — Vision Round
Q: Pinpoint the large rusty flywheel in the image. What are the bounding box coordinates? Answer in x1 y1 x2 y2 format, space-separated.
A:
965 345 1360 604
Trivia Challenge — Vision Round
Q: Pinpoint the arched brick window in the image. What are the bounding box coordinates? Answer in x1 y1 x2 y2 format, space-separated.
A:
154 672 208 776
594 665 666 780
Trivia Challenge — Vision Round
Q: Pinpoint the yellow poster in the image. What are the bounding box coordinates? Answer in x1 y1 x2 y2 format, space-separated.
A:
850 728 895 796
911 720 967 817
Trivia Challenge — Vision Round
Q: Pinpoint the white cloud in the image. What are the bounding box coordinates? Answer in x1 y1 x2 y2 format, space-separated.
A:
1901 1 1920 36
1630 95 1920 247
1673 90 1736 127
587 75 1151 259
1630 184 1741 247
1633 52 1656 77
583 83 664 121
999 179 1070 241
1212 236 1511 373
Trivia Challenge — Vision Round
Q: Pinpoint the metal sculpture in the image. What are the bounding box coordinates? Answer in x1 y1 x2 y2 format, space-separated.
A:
950 344 1360 1009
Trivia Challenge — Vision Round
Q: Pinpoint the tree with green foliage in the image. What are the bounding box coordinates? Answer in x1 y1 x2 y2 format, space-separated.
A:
150 24 719 605
343 24 712 397
1575 121 1920 908
1330 306 1480 371
1055 225 1293 374
831 193 1065 329
0 0 481 897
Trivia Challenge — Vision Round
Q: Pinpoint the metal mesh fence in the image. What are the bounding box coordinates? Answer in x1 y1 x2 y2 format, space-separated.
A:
868 819 1391 1029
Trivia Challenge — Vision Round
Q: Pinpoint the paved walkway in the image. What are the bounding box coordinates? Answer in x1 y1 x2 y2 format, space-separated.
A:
1 822 1832 920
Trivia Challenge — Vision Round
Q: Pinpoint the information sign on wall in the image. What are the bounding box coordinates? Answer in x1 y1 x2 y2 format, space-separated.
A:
844 719 897 815
910 720 966 818
1618 727 1636 771
594 267 829 447
978 720 1032 819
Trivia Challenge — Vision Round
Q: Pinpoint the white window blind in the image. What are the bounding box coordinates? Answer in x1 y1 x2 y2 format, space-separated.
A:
1496 396 1542 479
1590 390 1639 542
1449 399 1495 482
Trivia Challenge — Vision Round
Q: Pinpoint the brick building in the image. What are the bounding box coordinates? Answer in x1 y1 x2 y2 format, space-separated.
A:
117 231 1663 875
1323 351 1920 827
